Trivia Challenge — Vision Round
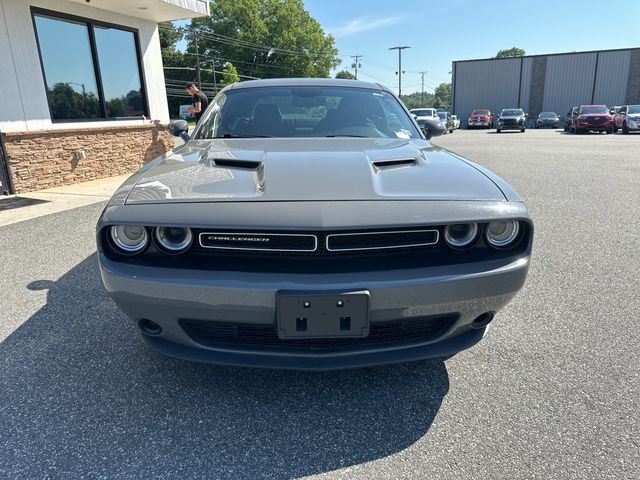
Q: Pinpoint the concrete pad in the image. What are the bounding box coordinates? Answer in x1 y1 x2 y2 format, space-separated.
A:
0 174 130 227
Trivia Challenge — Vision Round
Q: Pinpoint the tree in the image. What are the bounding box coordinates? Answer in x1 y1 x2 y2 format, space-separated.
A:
434 82 451 108
186 0 340 80
399 91 436 110
158 22 182 55
335 69 356 80
495 47 526 58
222 62 241 84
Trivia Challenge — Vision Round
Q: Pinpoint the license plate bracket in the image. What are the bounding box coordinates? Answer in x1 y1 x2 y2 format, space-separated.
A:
277 290 370 339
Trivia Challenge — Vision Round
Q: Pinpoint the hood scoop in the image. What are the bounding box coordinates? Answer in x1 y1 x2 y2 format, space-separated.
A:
372 158 417 171
210 158 262 170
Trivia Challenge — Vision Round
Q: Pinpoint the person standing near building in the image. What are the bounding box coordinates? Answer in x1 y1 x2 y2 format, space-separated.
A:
185 83 208 122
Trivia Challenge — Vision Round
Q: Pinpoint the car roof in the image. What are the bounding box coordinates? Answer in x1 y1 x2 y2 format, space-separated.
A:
227 77 389 92
580 104 607 107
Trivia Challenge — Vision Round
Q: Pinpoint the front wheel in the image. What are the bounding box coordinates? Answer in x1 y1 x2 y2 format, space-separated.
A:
612 125 618 133
496 129 501 133
521 128 526 133
622 122 629 134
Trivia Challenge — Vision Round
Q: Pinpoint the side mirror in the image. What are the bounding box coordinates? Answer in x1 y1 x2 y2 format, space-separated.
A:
423 122 446 140
168 120 189 138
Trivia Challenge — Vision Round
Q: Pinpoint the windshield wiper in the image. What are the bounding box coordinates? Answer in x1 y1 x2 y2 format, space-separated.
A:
325 134 369 138
215 133 272 138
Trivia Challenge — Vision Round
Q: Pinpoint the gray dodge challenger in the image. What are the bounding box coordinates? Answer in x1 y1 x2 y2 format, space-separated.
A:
97 78 533 370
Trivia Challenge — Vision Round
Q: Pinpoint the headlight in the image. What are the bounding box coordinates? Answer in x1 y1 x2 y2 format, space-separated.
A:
110 225 148 254
444 223 479 249
154 226 193 253
486 220 520 248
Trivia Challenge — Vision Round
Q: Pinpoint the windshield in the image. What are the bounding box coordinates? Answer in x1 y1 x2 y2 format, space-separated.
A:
472 110 489 115
539 112 557 118
580 106 608 114
411 109 434 116
502 109 523 116
627 105 640 114
194 86 422 139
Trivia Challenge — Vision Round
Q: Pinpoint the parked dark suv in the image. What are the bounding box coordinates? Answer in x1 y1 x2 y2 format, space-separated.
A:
572 105 614 134
564 106 579 132
496 109 526 133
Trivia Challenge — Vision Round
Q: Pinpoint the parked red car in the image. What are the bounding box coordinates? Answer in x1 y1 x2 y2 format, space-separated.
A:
467 109 493 129
572 105 614 134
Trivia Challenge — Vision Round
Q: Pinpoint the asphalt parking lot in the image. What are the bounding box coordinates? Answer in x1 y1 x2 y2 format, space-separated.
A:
1 128 639 479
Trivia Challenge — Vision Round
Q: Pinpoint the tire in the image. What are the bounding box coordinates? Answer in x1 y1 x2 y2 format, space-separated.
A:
564 125 569 132
574 128 582 134
612 125 618 133
622 122 629 134
521 128 526 133
496 129 501 133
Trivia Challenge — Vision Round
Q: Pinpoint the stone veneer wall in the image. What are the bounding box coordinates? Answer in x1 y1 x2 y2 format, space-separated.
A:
2 124 174 193
625 49 640 105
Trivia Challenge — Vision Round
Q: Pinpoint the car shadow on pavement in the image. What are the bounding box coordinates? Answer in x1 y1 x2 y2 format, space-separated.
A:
1 254 449 479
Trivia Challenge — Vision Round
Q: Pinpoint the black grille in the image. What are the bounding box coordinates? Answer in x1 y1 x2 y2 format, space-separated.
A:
585 117 606 124
180 315 457 352
327 229 438 251
199 232 317 252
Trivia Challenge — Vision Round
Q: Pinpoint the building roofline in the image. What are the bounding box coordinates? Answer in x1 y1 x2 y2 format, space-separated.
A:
453 46 640 64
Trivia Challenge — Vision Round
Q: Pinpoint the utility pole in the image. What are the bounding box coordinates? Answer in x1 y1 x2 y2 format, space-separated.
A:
193 34 201 89
389 46 410 96
419 71 427 107
350 54 363 80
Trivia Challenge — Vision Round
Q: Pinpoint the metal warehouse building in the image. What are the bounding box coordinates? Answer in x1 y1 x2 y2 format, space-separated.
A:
451 47 640 126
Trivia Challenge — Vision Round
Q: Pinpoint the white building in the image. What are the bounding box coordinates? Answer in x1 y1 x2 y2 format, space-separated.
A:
0 0 209 194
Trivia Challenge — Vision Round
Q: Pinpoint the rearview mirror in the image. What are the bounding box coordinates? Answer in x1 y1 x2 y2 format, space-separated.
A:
168 119 189 138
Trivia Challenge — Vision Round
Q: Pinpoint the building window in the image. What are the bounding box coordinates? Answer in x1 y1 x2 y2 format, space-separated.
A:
32 8 148 122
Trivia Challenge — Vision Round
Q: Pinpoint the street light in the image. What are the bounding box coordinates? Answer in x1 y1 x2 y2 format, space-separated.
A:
389 45 410 96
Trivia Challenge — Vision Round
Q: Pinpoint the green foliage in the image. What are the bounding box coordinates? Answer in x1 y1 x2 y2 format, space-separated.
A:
495 47 526 58
47 83 100 119
399 82 451 110
186 0 340 80
158 22 182 55
335 69 356 80
222 62 241 84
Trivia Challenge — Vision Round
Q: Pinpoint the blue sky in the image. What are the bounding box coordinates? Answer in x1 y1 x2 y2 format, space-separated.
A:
304 0 640 94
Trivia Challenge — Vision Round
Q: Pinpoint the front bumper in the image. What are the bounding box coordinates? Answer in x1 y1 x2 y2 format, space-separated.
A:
576 120 613 131
99 253 530 369
625 118 640 131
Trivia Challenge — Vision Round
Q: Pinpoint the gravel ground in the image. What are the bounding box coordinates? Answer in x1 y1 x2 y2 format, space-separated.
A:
1 129 639 479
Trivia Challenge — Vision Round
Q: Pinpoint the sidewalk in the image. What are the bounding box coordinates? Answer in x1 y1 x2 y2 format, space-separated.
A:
0 174 130 227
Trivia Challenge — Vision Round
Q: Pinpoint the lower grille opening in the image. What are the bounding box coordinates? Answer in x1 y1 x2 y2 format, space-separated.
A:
180 314 457 352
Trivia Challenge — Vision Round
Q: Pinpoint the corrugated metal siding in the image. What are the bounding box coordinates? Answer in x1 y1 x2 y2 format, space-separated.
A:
542 53 597 114
453 58 521 123
594 50 630 106
519 57 532 112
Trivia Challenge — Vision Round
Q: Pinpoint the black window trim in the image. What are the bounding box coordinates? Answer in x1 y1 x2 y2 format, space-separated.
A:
30 6 149 123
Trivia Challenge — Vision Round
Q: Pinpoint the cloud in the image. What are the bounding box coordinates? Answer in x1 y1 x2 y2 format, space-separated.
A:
329 15 404 38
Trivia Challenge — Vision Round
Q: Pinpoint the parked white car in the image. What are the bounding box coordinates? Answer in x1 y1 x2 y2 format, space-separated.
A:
451 115 461 129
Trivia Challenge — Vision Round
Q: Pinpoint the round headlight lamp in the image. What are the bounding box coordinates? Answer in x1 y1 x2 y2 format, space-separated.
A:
486 220 520 248
154 227 193 253
110 225 148 254
444 223 479 249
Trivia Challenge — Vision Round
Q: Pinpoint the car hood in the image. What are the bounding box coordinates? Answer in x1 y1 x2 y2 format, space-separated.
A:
470 114 489 118
122 138 506 205
579 113 611 117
